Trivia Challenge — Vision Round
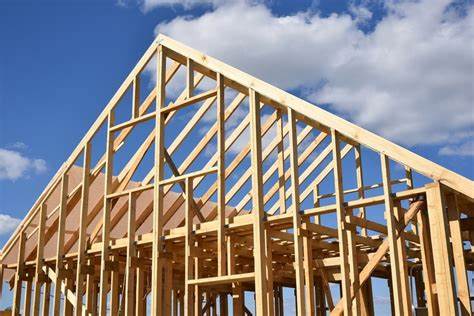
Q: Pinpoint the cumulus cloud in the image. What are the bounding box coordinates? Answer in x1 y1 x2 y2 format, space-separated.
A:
439 140 474 156
153 0 474 154
138 0 220 12
0 214 21 235
0 148 47 181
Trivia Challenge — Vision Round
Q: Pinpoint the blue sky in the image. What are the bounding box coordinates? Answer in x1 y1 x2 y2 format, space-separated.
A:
0 0 473 313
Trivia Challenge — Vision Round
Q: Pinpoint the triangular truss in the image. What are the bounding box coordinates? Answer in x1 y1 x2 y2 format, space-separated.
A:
1 34 473 316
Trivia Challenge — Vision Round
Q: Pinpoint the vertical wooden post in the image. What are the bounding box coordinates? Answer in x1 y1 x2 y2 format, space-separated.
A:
132 76 141 119
265 228 275 315
24 279 33 316
354 145 366 236
42 281 51 316
426 183 458 316
394 200 412 315
85 259 96 316
75 142 91 316
217 73 226 277
0 264 3 301
417 208 438 316
303 228 315 316
164 260 173 315
446 193 472 315
110 256 120 315
186 58 194 99
288 109 306 316
125 192 137 315
381 153 408 315
249 88 268 316
276 109 287 215
151 44 166 316
53 174 69 316
32 203 47 316
228 235 243 315
135 249 146 316
184 177 195 316
64 260 74 316
12 231 25 316
331 129 352 315
98 111 115 316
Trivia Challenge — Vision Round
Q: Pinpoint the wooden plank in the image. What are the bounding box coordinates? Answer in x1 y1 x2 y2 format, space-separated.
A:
184 177 194 315
395 200 412 315
276 109 287 215
446 193 472 315
42 281 51 316
303 227 315 316
53 173 69 316
161 89 217 114
288 108 306 316
135 249 146 316
98 112 115 316
12 231 25 316
380 153 406 314
75 142 91 316
331 129 352 315
354 145 366 236
217 73 226 277
24 279 33 316
132 76 140 119
151 44 166 316
188 273 256 286
227 235 244 315
249 88 268 315
426 182 458 316
125 192 137 315
417 208 439 316
32 203 47 316
265 228 275 316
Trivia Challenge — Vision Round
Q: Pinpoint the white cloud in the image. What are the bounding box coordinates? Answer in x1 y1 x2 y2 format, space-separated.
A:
439 140 474 156
9 141 28 150
0 148 47 181
0 214 21 235
154 0 474 155
140 0 220 12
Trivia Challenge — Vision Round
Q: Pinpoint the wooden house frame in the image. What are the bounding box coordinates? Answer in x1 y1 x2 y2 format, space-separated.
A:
1 34 473 315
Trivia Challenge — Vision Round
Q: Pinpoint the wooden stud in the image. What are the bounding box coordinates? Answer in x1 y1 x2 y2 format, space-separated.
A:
125 192 137 315
12 231 25 316
75 143 91 316
446 193 472 315
289 109 307 316
249 88 268 316
331 129 352 315
98 111 115 316
426 183 458 316
151 44 167 316
32 203 47 316
184 177 194 316
217 73 226 277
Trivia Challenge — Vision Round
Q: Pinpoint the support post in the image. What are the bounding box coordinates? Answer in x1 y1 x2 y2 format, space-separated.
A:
446 193 472 315
12 231 25 316
426 183 458 315
75 142 91 316
217 73 226 277
288 108 306 316
249 88 268 316
98 111 115 316
32 203 47 316
151 44 166 316
331 129 352 315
